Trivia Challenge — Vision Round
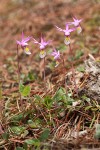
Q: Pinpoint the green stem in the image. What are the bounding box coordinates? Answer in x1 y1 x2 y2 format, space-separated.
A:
69 44 78 96
43 56 46 82
62 54 67 93
0 71 2 100
17 44 22 110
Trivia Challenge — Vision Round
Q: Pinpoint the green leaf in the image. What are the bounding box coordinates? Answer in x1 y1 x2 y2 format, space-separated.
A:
22 85 31 97
75 50 83 59
43 96 53 109
39 129 50 141
53 87 66 101
77 65 85 72
34 95 42 101
28 72 35 81
85 105 92 111
25 139 40 147
11 126 25 135
94 124 100 139
16 147 25 150
21 130 29 138
19 83 31 97
11 113 23 122
19 83 24 93
2 132 9 140
53 87 74 105
28 119 41 128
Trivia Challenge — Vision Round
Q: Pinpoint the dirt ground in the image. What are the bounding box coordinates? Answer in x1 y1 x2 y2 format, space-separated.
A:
0 0 100 149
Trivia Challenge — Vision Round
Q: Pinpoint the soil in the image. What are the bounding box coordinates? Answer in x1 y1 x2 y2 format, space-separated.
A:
0 0 100 149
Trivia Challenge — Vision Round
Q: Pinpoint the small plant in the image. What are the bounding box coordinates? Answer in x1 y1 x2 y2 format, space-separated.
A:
16 32 31 110
55 23 75 46
33 35 51 83
55 18 82 95
69 16 82 34
51 48 60 67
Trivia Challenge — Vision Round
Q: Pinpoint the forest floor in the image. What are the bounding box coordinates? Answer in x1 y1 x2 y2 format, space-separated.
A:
0 0 100 149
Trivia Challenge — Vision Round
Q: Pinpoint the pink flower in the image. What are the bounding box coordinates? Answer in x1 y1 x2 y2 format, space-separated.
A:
69 17 82 34
16 32 31 55
51 48 60 67
70 17 82 27
16 32 31 47
33 35 51 58
33 36 51 50
55 24 75 36
51 48 60 60
55 24 76 45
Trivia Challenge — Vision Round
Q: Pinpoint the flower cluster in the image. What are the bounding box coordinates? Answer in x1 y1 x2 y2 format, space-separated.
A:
55 16 82 45
16 17 82 67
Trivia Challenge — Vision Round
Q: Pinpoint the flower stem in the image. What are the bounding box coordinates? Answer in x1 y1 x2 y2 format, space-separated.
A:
16 44 22 111
0 70 2 100
68 44 78 95
43 56 46 85
62 54 67 93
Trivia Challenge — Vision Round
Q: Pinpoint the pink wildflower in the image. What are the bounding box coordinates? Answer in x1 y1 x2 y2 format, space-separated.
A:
55 24 75 45
33 36 51 58
16 32 31 55
51 48 60 67
69 17 82 34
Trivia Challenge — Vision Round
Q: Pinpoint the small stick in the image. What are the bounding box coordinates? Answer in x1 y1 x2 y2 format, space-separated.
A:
16 44 22 111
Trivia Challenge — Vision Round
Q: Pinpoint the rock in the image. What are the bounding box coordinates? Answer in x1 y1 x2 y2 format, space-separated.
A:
79 54 100 103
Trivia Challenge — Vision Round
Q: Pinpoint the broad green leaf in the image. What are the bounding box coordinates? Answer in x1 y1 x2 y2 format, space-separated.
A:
11 113 23 122
21 130 29 138
2 132 9 140
75 50 83 59
53 87 74 105
16 147 25 150
28 72 35 81
28 119 41 128
19 83 24 93
77 65 85 72
43 96 53 109
21 85 31 97
11 126 25 135
25 139 40 147
39 129 50 141
53 87 66 101
34 95 42 101
19 83 31 97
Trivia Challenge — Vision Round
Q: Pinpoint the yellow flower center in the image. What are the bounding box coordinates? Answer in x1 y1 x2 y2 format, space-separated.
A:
39 50 46 58
40 50 45 55
77 26 82 34
65 37 70 42
25 47 29 52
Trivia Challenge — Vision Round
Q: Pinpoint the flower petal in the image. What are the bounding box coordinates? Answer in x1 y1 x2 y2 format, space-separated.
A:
55 61 59 67
55 25 63 32
64 37 70 45
23 36 31 42
24 47 31 55
77 26 82 34
33 38 40 44
16 40 21 45
39 50 46 58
